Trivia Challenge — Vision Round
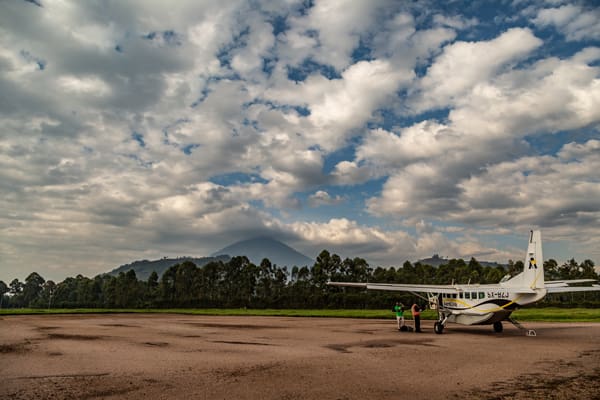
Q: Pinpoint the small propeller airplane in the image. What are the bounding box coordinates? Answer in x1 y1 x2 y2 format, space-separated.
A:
328 230 600 336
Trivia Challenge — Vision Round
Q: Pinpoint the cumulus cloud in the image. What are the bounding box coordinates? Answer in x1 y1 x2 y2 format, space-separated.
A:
413 28 543 111
533 4 600 41
264 58 412 151
458 139 600 225
308 190 344 207
288 218 517 266
365 41 600 233
289 218 413 262
331 160 378 185
432 14 479 30
280 0 389 70
357 122 465 169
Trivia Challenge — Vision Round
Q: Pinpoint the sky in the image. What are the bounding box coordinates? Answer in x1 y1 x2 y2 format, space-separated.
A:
1 0 599 283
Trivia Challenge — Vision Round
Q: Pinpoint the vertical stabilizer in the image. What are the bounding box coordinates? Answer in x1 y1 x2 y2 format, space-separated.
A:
524 230 544 289
504 230 545 289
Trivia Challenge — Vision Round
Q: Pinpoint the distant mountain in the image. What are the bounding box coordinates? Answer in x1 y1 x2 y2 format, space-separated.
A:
417 254 506 268
211 237 314 268
417 254 449 267
109 255 230 281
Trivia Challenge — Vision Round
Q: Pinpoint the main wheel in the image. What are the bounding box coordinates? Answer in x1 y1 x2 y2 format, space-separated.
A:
434 322 444 334
493 321 503 333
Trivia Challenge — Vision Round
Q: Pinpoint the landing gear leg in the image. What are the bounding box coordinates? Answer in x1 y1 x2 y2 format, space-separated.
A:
434 312 447 334
493 321 503 333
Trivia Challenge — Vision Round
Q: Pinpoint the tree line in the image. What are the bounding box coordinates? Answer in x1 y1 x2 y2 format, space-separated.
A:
1 250 598 309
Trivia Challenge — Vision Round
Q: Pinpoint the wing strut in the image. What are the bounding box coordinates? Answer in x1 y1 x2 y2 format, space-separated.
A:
508 317 536 336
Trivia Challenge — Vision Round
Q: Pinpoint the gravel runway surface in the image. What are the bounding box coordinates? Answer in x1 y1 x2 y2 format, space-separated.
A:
1 314 599 399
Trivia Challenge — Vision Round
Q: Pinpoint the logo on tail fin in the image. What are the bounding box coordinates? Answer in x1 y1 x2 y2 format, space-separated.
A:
528 257 537 269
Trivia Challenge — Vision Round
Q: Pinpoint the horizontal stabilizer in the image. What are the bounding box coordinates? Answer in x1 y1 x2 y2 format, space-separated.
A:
546 285 600 294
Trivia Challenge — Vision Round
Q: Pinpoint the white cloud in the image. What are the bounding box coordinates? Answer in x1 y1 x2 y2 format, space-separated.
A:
533 4 600 41
432 14 479 30
308 190 344 207
307 60 410 147
357 122 465 168
264 59 412 151
289 218 517 265
414 28 543 111
289 218 414 263
58 75 112 96
282 0 386 70
331 161 378 185
364 41 600 234
450 47 600 138
456 140 600 240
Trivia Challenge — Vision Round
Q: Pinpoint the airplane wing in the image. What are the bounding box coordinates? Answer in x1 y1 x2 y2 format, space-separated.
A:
545 279 600 293
329 278 600 294
328 281 460 294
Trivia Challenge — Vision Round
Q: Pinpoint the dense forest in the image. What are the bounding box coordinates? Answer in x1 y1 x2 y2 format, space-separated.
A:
1 250 599 309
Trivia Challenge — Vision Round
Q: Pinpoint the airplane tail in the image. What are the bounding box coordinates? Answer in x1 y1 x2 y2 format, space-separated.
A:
505 230 545 290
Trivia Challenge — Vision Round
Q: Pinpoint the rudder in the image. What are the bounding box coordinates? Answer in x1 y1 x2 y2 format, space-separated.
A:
524 230 544 289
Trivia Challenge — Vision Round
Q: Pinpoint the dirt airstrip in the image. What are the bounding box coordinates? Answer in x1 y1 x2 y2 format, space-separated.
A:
1 314 599 399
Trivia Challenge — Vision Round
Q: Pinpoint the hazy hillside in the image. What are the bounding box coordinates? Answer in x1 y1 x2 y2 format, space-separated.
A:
211 237 314 267
109 255 230 281
109 237 313 280
418 254 506 268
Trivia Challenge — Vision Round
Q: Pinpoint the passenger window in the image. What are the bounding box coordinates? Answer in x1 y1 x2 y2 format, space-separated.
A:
479 292 485 299
465 292 470 299
472 292 477 299
459 292 463 299
452 293 457 299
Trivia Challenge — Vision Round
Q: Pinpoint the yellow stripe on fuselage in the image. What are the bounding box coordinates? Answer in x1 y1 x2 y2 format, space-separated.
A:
442 296 522 314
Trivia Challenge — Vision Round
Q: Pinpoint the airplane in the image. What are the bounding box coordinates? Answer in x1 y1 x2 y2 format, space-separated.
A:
328 230 600 336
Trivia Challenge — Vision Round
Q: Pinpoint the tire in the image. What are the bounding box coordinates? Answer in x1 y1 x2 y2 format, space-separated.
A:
493 321 503 333
434 322 444 334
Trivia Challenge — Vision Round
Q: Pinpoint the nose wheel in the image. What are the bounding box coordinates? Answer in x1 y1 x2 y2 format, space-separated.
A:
493 321 503 333
434 322 444 334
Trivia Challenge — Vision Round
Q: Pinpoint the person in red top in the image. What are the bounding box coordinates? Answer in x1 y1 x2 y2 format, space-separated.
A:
411 303 422 332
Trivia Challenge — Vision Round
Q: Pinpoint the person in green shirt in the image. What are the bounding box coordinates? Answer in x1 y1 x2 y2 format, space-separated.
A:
393 302 405 330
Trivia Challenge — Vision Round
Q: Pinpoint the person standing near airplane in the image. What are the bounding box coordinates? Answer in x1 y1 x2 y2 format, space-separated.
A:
393 302 405 330
411 303 422 332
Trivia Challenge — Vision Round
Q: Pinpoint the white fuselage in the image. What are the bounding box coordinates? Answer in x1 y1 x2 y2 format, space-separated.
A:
438 286 547 325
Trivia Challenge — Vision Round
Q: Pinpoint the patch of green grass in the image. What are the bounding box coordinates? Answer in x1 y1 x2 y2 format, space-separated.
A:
1 307 599 322
511 307 600 322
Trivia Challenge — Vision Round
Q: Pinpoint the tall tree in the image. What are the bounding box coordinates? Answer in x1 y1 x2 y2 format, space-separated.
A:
145 271 159 306
23 272 46 306
174 261 200 306
40 280 56 309
0 280 8 308
9 278 24 307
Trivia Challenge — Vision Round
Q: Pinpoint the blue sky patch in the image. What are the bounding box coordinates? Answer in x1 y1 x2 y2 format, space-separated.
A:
210 172 268 186
131 132 145 147
287 58 341 81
